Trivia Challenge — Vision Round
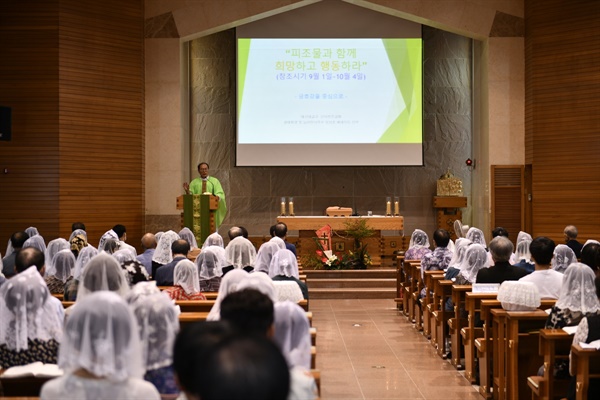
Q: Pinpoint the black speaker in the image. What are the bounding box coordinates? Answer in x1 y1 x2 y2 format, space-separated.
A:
0 106 12 141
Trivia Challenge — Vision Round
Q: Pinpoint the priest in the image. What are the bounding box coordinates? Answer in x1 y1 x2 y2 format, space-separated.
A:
183 162 227 228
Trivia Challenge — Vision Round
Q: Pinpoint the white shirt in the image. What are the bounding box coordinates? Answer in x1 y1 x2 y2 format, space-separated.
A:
519 268 563 299
41 374 160 400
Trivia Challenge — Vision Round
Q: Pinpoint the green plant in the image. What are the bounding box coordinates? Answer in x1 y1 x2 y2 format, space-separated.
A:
343 219 375 251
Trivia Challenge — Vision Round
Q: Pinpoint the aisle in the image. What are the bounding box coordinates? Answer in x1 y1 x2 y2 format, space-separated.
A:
311 299 481 399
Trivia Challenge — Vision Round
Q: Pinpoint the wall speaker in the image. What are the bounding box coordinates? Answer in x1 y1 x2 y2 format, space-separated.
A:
0 106 12 141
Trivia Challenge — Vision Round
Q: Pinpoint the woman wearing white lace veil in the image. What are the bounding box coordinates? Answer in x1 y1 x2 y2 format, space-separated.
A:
125 281 162 306
196 247 222 292
207 269 248 321
151 230 180 278
224 236 257 273
45 238 70 277
546 262 600 329
112 248 137 264
163 259 207 301
552 245 577 273
455 244 490 284
64 246 99 301
274 301 319 400
269 236 286 250
255 241 284 274
201 232 227 272
68 229 87 243
202 232 224 249
236 271 277 303
0 266 62 368
76 253 130 304
512 239 535 273
44 249 75 294
40 291 160 399
444 238 472 280
23 234 47 254
404 229 431 260
129 292 180 397
98 229 119 252
466 227 487 247
270 249 307 301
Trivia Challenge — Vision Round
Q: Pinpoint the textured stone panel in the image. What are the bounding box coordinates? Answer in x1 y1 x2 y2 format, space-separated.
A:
434 87 471 115
435 59 471 88
192 114 233 143
145 12 179 38
190 31 235 59
424 29 472 59
228 167 272 197
489 11 524 37
190 58 233 88
312 169 355 197
354 168 395 197
145 214 181 234
270 169 314 197
191 142 231 171
193 86 231 115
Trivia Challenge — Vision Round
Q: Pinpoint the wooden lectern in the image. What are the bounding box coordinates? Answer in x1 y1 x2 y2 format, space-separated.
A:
176 194 219 245
433 196 468 241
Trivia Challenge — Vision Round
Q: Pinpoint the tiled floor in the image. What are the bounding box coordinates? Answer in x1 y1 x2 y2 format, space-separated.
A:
312 299 481 400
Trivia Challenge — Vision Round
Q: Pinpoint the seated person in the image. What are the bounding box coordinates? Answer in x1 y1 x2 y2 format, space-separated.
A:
154 239 190 286
40 292 160 399
44 249 75 294
129 291 180 397
404 229 431 260
163 259 207 300
255 241 285 274
151 230 180 279
195 247 222 292
519 237 563 299
0 266 62 368
178 227 201 261
476 236 529 284
552 244 577 273
546 262 600 329
512 239 535 273
206 269 248 321
222 236 257 275
64 245 98 301
444 238 472 280
269 249 308 300
120 259 150 287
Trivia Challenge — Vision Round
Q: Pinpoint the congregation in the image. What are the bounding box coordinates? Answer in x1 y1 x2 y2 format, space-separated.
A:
1 221 600 399
0 222 315 400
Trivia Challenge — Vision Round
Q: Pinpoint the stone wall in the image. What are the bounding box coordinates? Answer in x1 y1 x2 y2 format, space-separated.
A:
189 25 473 238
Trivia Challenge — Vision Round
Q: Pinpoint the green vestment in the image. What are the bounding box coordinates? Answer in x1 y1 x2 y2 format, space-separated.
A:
189 176 227 228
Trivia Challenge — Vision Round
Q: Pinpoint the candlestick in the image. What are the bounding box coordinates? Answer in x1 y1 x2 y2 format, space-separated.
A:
386 196 392 216
280 197 286 216
394 196 400 216
288 197 295 216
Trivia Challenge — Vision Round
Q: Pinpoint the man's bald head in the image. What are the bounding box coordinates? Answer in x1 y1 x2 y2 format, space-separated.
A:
15 247 45 275
141 233 157 250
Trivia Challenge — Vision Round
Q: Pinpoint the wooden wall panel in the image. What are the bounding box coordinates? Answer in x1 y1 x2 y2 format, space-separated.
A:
525 0 600 244
491 166 524 245
58 0 145 249
0 0 144 252
0 1 60 243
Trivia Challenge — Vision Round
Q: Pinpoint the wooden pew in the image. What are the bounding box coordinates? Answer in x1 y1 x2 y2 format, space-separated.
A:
448 284 471 369
462 292 498 384
477 299 505 399
571 343 600 400
178 311 209 327
422 270 445 338
311 369 321 397
432 279 454 358
402 260 419 318
427 274 447 350
51 293 64 301
394 254 405 310
0 368 51 397
527 329 572 400
411 263 423 330
175 300 214 313
503 310 549 400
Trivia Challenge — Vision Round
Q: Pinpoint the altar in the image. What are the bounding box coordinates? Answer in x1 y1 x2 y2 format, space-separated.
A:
277 216 404 267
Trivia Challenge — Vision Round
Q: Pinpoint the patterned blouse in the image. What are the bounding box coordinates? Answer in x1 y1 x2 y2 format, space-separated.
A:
162 286 207 301
44 275 73 295
404 247 432 261
199 277 221 292
144 365 179 396
0 339 59 369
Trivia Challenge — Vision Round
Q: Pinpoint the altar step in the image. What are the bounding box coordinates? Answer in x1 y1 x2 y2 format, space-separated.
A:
304 269 397 299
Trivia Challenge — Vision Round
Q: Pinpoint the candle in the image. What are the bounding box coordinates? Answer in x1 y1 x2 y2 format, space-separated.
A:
394 197 400 216
280 197 286 216
386 197 392 216
288 197 295 216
